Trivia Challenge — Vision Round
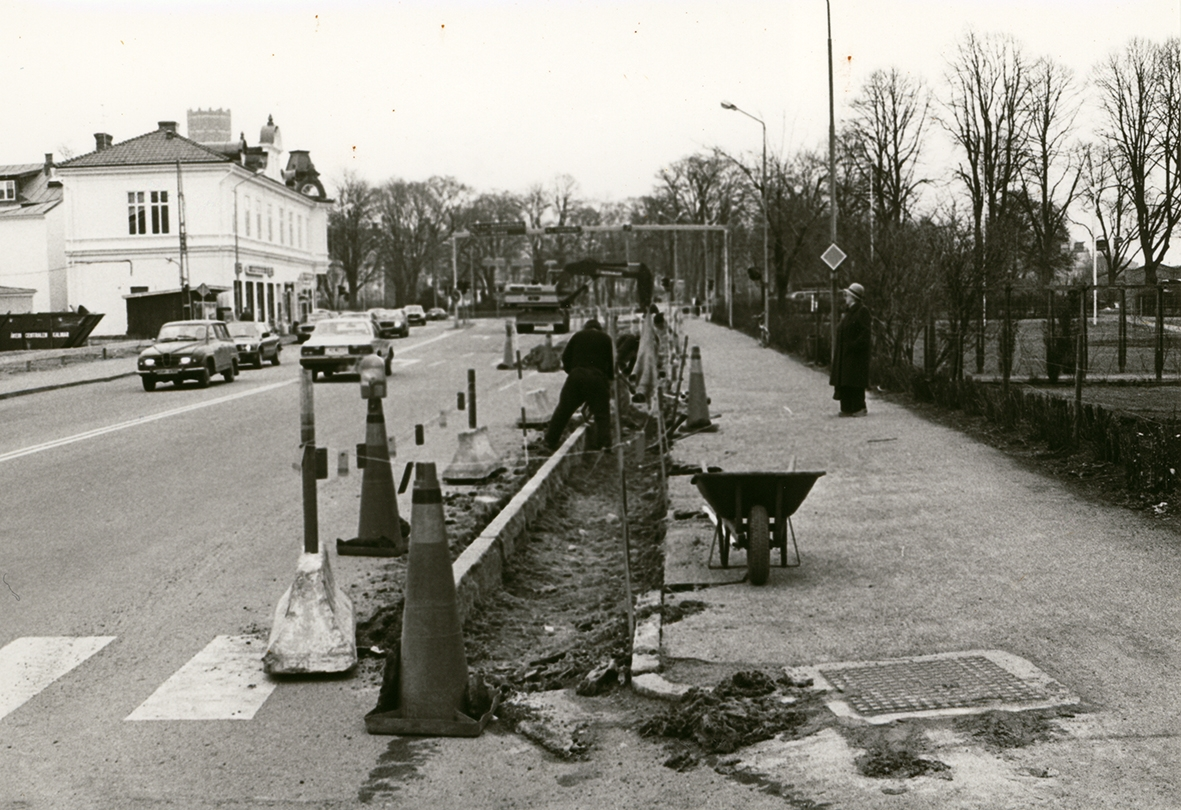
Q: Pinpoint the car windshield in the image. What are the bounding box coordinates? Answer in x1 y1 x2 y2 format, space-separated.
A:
228 323 262 338
316 321 373 337
157 324 206 342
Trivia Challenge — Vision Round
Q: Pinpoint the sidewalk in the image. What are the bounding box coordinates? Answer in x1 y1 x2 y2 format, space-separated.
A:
646 317 1181 808
0 342 145 399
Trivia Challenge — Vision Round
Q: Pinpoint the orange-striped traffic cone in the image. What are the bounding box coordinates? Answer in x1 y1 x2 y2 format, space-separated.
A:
496 320 516 370
683 345 718 432
365 462 497 737
337 398 407 557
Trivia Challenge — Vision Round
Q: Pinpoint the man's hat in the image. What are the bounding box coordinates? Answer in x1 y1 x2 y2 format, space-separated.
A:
844 282 865 299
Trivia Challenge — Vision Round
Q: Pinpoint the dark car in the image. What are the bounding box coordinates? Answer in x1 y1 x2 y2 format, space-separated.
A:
403 304 427 326
368 307 410 338
296 309 336 343
137 320 239 391
426 307 448 321
228 321 282 368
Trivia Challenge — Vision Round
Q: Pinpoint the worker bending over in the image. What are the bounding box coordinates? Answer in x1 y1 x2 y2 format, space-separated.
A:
544 319 614 452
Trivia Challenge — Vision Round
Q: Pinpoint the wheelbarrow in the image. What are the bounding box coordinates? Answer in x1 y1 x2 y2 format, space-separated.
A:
690 470 825 585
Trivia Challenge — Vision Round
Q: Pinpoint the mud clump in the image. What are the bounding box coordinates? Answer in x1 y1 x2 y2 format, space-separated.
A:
856 744 949 779
954 709 1065 750
639 671 823 755
660 599 707 624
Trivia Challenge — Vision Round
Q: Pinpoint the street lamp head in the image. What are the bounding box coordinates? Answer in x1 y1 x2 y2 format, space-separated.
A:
720 101 737 111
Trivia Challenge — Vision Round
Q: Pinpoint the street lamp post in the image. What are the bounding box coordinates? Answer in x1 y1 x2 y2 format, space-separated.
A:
721 101 769 344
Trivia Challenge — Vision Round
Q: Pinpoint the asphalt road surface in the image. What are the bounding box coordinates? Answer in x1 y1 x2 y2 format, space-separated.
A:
0 319 577 809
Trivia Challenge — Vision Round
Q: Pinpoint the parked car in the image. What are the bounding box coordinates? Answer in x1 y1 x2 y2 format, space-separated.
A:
403 304 427 326
299 317 394 381
295 309 336 343
426 307 448 321
137 320 239 391
227 321 282 368
369 307 410 338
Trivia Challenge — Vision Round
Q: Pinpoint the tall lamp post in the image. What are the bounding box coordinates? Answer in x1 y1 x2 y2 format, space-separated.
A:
721 101 769 344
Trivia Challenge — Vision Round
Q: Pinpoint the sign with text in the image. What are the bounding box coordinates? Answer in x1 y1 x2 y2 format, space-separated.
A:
470 221 526 236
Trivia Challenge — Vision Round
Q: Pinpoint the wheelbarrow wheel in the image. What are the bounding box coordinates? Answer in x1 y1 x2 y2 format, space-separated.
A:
747 505 770 585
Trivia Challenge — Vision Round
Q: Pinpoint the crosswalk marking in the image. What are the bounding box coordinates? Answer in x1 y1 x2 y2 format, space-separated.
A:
0 636 116 721
125 635 277 721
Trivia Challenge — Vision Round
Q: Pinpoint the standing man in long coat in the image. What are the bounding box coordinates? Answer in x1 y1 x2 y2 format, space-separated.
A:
830 282 871 417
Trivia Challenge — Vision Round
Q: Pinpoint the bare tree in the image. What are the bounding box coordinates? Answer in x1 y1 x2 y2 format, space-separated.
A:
327 171 380 309
1081 143 1136 286
1094 37 1181 285
374 176 466 307
1016 56 1083 286
942 30 1033 284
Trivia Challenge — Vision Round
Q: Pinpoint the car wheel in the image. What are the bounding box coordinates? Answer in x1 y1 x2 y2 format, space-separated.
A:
223 362 235 383
253 354 263 369
272 349 281 366
310 369 320 381
518 324 535 334
385 352 393 375
197 364 211 388
141 376 157 392
323 370 334 380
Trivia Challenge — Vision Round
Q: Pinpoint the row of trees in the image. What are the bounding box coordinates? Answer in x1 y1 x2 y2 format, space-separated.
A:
326 32 1181 379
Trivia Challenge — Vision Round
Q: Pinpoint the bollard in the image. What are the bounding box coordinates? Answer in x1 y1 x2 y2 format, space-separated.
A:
457 392 465 411
415 424 425 445
300 369 318 554
338 450 349 477
467 369 477 429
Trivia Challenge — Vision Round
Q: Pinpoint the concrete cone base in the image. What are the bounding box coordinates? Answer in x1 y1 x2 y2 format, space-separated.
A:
364 696 500 737
443 426 505 483
263 546 357 674
537 336 561 373
516 388 554 428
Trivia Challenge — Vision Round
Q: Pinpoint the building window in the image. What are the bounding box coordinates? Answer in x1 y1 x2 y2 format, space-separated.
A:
0 180 15 202
298 215 303 249
267 204 273 242
128 191 169 235
288 211 294 247
244 196 252 237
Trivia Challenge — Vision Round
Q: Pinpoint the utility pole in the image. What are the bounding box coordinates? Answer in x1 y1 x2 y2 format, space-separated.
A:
176 161 191 319
827 0 839 363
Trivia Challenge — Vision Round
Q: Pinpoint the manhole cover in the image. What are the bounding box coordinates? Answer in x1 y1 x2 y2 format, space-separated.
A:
818 655 1051 716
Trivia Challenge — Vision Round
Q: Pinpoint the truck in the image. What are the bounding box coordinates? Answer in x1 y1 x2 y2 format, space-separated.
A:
500 259 654 334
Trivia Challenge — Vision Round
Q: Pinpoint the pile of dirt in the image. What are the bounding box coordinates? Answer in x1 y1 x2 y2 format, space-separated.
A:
953 708 1066 750
843 722 950 779
638 671 826 756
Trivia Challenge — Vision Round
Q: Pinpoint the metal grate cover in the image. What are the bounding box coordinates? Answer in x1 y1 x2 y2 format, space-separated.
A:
819 655 1049 716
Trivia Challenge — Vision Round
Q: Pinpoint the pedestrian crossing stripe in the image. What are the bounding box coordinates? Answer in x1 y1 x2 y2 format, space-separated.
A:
126 635 276 721
0 636 116 721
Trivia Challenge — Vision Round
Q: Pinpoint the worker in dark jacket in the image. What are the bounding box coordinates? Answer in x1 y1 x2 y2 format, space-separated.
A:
544 319 614 451
830 282 871 417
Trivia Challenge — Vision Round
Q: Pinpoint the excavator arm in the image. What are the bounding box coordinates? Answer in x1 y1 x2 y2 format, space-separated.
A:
560 259 654 309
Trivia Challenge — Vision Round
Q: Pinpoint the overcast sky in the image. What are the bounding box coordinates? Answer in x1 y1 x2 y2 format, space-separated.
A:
4 0 1181 211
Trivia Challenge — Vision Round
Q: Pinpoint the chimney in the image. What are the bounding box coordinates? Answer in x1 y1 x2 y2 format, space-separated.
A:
158 121 178 134
94 133 112 152
44 153 54 173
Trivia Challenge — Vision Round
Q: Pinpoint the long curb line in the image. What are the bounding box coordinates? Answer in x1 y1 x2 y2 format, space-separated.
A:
0 370 139 401
452 425 589 627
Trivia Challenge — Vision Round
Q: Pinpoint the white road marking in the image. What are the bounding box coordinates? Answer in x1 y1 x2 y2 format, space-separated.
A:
428 360 445 368
500 371 539 391
0 380 296 466
397 331 457 353
125 635 276 721
389 358 420 368
0 636 116 721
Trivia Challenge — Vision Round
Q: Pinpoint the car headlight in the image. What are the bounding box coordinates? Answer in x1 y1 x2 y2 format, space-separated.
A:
140 358 156 368
179 356 195 365
240 343 256 352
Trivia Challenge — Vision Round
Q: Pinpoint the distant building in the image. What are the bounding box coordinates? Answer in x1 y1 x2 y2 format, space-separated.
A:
0 156 65 313
42 114 331 336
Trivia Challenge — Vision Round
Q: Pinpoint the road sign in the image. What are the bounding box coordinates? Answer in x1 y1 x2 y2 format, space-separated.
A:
544 225 582 235
821 243 847 270
470 221 526 236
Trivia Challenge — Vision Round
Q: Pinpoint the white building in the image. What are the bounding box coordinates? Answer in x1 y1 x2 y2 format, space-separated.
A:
0 157 65 314
54 115 330 336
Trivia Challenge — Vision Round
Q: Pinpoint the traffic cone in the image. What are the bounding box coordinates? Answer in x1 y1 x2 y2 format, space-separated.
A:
263 545 357 674
442 425 505 483
365 462 498 737
496 320 517 370
516 388 555 428
683 345 718 432
337 398 407 557
538 334 562 372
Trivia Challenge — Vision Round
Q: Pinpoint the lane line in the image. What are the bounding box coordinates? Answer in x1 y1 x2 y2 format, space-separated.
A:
125 635 276 721
0 380 296 466
500 370 539 391
396 330 457 353
0 636 116 721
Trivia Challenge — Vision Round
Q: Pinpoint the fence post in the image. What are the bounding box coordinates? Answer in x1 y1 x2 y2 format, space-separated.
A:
1002 285 1012 399
976 288 985 374
1080 284 1089 373
1045 289 1055 382
925 310 936 376
1156 284 1165 381
1073 293 1085 444
1118 287 1127 373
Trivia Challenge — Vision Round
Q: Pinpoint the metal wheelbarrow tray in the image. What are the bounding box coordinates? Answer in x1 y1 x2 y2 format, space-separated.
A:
690 470 825 585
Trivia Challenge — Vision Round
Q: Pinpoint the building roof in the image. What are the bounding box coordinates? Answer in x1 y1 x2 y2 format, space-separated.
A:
0 164 43 178
0 285 38 295
60 127 234 169
0 163 63 219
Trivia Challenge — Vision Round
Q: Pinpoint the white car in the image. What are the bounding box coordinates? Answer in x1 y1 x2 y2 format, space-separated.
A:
299 318 394 381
